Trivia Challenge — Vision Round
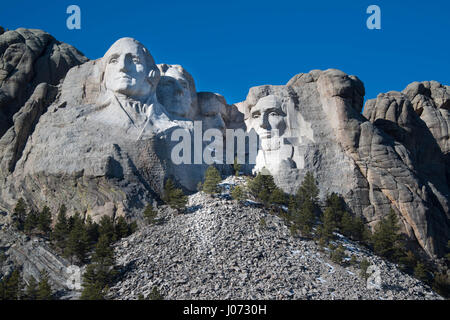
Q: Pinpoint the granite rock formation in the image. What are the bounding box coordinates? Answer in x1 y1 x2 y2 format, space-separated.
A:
241 69 449 258
0 28 447 259
0 28 87 137
0 226 83 298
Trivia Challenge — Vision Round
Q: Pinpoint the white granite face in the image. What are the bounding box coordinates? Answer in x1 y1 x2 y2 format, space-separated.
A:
157 64 197 119
103 38 159 101
247 95 295 175
197 92 228 133
248 95 287 151
90 38 182 139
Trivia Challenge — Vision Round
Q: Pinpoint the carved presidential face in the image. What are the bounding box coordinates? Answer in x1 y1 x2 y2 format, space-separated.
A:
157 65 196 118
103 38 159 100
249 95 287 140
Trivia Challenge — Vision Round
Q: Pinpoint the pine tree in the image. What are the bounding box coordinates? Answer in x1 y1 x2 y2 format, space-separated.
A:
148 286 163 300
115 216 129 240
37 206 52 237
296 198 315 238
258 187 271 205
233 156 241 177
143 205 158 224
270 187 286 206
414 262 428 283
65 213 89 264
231 185 244 201
320 207 336 242
295 171 319 205
371 209 402 261
330 244 346 265
163 178 176 203
163 178 188 212
2 268 21 300
98 215 116 244
92 234 115 267
169 188 188 212
360 258 370 280
81 234 116 300
398 250 417 274
351 215 367 242
247 172 280 206
85 215 99 246
202 166 222 194
52 205 68 251
12 198 27 231
24 210 38 235
325 192 345 227
37 271 52 300
25 277 38 300
340 211 353 237
80 265 106 300
432 272 450 298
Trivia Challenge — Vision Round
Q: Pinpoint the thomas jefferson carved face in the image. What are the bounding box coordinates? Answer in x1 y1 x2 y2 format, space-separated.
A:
157 64 196 118
103 38 160 100
249 95 287 140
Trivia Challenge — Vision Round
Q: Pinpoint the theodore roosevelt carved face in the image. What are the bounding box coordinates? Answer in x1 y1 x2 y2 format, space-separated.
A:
102 38 160 101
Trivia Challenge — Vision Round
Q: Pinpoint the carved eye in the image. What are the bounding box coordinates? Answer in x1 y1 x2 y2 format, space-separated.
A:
252 113 260 119
269 111 279 117
109 58 118 64
132 57 140 63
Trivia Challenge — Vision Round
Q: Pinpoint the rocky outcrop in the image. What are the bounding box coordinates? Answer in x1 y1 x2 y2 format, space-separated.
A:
0 83 57 180
239 69 449 258
108 178 441 300
363 84 450 258
0 28 88 138
0 226 82 299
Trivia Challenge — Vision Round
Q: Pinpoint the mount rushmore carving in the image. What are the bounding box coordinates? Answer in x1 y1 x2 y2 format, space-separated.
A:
0 29 448 258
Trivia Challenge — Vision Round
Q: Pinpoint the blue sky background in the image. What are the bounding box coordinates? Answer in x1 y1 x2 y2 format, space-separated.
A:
1 0 449 105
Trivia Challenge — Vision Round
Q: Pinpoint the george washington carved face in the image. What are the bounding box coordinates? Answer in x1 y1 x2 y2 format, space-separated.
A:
102 38 160 100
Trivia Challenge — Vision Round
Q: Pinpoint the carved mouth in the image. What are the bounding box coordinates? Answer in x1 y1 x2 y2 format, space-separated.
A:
117 74 132 80
259 131 271 139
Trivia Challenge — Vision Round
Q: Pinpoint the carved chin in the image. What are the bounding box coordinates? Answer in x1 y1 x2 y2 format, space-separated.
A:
166 104 190 117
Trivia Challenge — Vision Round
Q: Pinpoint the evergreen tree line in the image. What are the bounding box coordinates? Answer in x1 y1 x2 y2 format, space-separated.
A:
11 201 136 265
12 199 52 237
236 170 450 298
7 200 138 300
0 268 53 300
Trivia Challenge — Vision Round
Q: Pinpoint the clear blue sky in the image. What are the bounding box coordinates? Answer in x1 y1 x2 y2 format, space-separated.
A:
2 0 449 104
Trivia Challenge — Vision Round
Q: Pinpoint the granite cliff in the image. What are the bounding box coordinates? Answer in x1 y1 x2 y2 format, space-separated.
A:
0 28 448 260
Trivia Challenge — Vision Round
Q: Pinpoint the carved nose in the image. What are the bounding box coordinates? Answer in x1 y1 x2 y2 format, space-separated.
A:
118 58 127 72
259 115 269 129
174 82 184 96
